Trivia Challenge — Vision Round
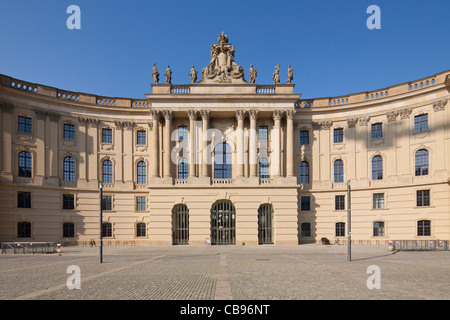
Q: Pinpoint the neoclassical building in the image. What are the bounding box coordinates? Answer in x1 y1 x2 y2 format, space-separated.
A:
0 34 449 245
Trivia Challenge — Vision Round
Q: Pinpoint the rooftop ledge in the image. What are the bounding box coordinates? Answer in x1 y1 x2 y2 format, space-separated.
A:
150 83 296 95
1 71 449 109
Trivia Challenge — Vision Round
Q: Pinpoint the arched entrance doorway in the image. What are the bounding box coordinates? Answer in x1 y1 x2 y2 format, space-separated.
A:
172 204 189 245
258 204 274 244
211 200 236 245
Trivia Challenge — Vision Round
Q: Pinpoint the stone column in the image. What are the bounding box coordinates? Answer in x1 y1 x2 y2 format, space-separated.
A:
86 118 99 183
200 110 210 178
187 110 196 178
271 110 283 177
123 121 134 183
162 110 172 178
285 110 295 177
433 99 448 176
236 110 246 178
0 103 13 181
149 110 160 178
77 117 87 183
48 112 60 184
249 110 258 177
35 110 47 180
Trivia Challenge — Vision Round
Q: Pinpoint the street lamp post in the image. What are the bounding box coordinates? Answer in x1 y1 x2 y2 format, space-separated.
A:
99 182 103 263
347 180 351 262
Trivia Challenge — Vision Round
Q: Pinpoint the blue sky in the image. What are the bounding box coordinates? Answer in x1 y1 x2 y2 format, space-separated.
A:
0 0 449 99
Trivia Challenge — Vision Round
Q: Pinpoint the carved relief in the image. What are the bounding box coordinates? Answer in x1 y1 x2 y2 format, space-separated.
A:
399 108 412 119
433 99 448 112
347 118 358 128
386 111 398 122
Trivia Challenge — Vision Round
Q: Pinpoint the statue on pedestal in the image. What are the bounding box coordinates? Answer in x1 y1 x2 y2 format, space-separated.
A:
249 64 257 84
273 64 280 84
152 62 159 84
287 65 294 84
189 65 198 84
165 65 172 84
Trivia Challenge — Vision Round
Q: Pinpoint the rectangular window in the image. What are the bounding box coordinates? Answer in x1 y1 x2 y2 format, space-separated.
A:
335 195 345 211
300 196 311 211
301 223 311 237
333 128 343 143
416 190 430 207
258 126 268 141
63 194 75 210
18 116 32 134
373 221 385 237
136 196 146 212
178 126 189 141
101 195 112 211
417 220 431 236
63 124 76 140
335 222 345 237
373 193 384 209
414 114 428 133
371 123 383 139
17 191 31 208
299 130 309 145
136 130 146 145
102 128 112 144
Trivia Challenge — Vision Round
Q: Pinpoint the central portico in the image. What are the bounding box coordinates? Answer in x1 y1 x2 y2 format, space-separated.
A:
144 33 301 245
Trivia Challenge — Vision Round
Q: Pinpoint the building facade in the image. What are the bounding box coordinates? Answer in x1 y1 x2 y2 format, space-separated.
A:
0 34 449 245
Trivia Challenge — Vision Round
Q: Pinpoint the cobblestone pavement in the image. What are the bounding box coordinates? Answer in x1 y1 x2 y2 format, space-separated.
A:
0 244 449 300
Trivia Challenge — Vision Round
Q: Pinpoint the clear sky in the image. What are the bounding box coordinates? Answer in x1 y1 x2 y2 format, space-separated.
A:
0 0 449 99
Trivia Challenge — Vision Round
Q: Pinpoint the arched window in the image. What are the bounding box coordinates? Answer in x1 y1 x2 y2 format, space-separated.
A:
214 142 232 179
102 222 112 238
178 158 188 179
18 151 32 177
258 204 274 244
136 222 146 237
417 220 431 236
63 222 75 238
334 159 344 183
299 161 309 184
17 221 31 238
373 221 385 237
102 160 113 183
63 156 76 181
371 155 383 180
172 204 189 245
258 158 269 179
211 200 236 245
415 149 429 176
137 161 146 184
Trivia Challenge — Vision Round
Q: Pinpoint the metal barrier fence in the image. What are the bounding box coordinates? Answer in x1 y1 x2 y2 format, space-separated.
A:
1 242 56 254
392 240 449 251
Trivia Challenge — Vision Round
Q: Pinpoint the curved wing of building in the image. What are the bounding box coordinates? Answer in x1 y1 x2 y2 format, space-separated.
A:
0 34 449 246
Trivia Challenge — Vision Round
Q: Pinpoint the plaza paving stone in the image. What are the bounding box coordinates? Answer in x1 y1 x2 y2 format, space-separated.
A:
0 244 449 300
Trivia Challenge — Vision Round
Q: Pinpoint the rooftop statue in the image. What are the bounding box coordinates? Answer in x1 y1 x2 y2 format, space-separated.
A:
199 32 246 84
189 65 198 84
249 64 257 84
152 62 160 84
165 65 172 84
273 64 280 84
287 64 294 84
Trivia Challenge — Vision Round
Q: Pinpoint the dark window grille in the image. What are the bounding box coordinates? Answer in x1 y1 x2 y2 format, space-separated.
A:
300 130 309 145
102 222 112 237
63 194 75 210
136 222 146 237
300 196 310 211
102 196 112 211
371 123 383 139
214 142 232 179
18 191 31 208
258 204 274 244
18 116 32 134
301 222 311 237
335 195 345 211
18 221 31 238
136 130 146 145
63 222 75 238
172 204 189 245
414 114 428 133
416 190 430 207
373 221 385 236
415 149 429 176
334 159 344 183
211 200 236 245
18 151 32 177
63 156 76 181
371 155 383 180
64 124 76 140
333 128 343 143
102 128 112 144
373 193 384 209
417 220 431 236
335 222 345 237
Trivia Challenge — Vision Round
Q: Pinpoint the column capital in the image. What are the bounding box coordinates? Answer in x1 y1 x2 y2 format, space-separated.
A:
273 110 283 121
387 111 398 122
236 110 246 121
149 109 159 120
200 110 210 120
433 99 447 112
162 110 173 121
347 117 358 128
187 110 197 120
0 102 13 113
249 110 259 120
285 109 295 120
